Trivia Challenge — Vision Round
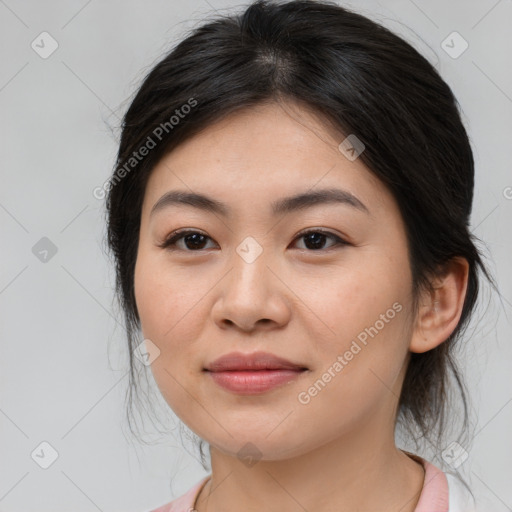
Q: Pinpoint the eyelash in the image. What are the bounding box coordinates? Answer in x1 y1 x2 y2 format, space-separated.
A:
158 228 349 252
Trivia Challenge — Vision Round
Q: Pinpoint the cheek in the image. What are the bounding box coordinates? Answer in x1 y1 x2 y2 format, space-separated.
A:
133 249 220 396
295 252 413 393
134 249 205 342
134 252 205 418
293 289 411 438
134 253 167 340
298 256 410 344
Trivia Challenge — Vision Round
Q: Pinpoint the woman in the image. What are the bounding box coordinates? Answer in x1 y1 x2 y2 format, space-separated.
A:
105 1 493 510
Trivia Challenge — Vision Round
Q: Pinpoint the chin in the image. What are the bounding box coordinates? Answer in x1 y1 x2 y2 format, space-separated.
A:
203 429 314 463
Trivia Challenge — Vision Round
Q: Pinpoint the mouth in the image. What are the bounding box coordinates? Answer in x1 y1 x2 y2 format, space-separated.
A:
203 351 309 395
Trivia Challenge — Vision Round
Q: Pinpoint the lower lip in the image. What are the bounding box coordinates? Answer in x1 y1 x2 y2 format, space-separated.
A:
206 369 306 394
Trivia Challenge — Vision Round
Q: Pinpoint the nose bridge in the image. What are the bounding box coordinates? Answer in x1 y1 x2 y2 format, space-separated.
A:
228 234 271 291
235 235 266 267
211 228 292 331
219 233 283 314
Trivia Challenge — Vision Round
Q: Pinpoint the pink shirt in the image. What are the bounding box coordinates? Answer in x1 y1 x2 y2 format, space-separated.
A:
150 456 467 512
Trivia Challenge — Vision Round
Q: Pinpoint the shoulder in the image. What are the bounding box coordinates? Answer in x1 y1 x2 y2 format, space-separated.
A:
405 452 477 512
147 475 211 512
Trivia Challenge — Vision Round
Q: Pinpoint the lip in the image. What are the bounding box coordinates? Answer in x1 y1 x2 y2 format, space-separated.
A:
205 351 307 372
204 351 309 395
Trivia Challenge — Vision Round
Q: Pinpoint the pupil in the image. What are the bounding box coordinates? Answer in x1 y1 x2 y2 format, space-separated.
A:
305 232 325 250
186 233 206 249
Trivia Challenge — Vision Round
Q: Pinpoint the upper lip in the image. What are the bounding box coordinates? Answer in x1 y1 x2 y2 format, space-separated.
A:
204 351 308 372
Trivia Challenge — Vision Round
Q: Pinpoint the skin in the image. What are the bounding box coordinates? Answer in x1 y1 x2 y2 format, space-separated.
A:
134 100 469 512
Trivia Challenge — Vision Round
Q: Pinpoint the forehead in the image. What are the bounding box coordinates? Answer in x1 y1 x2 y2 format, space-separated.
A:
141 101 392 219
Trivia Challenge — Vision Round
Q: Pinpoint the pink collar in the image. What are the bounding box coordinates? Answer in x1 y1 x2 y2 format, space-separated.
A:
411 455 449 511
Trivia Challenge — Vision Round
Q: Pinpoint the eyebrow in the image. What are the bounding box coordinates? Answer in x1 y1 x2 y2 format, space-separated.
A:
149 188 370 218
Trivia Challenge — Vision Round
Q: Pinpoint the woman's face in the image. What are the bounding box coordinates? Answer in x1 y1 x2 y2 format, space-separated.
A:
134 101 417 460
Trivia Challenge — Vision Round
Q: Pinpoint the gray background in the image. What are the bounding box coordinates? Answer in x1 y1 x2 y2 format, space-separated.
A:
1 0 511 511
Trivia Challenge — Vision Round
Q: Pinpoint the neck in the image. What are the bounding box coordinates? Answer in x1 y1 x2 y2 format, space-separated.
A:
194 425 425 512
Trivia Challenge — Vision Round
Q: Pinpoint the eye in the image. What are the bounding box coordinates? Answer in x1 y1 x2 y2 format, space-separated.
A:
158 229 216 251
158 228 348 252
292 229 348 251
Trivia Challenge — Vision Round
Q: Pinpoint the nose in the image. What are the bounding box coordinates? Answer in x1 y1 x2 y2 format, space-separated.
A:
210 243 291 333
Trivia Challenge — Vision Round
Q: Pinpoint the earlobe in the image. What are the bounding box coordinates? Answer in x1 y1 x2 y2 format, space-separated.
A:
409 257 470 354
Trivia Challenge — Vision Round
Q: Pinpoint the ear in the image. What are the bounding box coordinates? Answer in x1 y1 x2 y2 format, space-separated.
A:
409 257 470 354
